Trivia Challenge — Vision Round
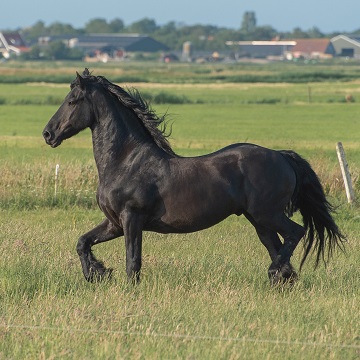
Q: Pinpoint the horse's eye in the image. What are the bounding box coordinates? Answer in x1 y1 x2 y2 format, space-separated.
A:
68 100 75 105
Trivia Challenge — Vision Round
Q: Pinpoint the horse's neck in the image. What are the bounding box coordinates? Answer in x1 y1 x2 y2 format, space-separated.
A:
91 104 157 182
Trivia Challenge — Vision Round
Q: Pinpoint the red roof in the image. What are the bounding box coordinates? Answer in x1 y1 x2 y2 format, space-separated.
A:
0 32 28 51
291 39 331 54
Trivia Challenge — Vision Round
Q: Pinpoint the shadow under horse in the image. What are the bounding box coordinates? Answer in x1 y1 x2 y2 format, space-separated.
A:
43 69 345 285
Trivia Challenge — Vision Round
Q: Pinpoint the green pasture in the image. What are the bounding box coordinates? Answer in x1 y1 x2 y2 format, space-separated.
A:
1 209 359 359
0 74 359 358
2 59 360 84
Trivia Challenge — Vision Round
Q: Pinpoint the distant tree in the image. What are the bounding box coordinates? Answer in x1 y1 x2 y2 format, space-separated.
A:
67 47 84 60
307 26 324 38
22 21 47 43
202 28 242 50
251 26 277 40
154 21 177 36
349 28 360 36
217 28 244 45
19 45 41 60
241 11 257 34
153 21 179 48
31 20 46 35
109 18 125 33
85 18 111 33
128 18 158 34
48 22 78 36
27 45 42 60
43 40 69 59
291 27 310 39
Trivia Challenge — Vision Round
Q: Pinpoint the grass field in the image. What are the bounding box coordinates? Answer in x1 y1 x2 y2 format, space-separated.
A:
0 63 360 359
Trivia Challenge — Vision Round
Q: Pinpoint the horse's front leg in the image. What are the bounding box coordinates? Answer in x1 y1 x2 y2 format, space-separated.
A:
122 211 144 284
76 218 123 282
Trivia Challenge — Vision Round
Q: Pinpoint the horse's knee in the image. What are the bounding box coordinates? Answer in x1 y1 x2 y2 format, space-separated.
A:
76 236 89 256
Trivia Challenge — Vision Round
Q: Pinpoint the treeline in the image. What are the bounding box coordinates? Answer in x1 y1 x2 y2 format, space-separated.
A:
9 13 360 53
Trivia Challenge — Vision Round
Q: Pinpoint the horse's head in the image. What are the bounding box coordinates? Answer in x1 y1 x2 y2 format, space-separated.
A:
43 70 95 148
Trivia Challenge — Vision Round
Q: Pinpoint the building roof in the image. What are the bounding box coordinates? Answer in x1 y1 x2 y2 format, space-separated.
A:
331 35 360 47
290 39 332 54
0 32 29 54
41 33 169 53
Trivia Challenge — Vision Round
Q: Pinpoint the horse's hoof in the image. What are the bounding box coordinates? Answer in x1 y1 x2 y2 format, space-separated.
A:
268 264 298 286
268 268 282 286
280 263 298 282
87 267 113 282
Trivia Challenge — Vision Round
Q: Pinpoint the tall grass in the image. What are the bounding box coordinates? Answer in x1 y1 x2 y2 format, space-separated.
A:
0 160 98 209
1 208 359 359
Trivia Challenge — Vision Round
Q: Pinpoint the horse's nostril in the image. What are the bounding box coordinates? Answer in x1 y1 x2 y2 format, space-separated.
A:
43 129 53 141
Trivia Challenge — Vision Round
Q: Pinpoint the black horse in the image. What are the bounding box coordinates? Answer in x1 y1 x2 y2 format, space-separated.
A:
43 69 345 285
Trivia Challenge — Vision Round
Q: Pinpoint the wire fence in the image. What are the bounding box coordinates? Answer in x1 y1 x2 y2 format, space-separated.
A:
1 323 359 350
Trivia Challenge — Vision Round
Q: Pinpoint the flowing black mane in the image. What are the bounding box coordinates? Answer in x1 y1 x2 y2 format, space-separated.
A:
76 69 175 155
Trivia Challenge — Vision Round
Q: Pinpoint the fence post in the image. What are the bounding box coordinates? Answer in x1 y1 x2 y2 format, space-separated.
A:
54 164 60 199
336 142 355 203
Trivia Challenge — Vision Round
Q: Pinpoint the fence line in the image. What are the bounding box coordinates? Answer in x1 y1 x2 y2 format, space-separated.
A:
1 323 359 350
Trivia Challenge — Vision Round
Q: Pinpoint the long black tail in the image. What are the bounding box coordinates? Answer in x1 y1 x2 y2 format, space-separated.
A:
280 150 346 270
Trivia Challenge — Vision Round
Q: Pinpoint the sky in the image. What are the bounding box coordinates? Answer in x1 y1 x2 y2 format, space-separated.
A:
2 0 360 33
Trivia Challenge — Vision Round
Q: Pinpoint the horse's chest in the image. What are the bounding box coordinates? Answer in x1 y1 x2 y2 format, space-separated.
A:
97 182 153 216
97 183 118 204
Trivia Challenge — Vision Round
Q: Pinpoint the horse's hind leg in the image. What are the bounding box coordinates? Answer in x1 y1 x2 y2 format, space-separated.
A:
245 213 281 261
256 227 298 283
245 213 297 283
267 215 305 285
76 218 123 282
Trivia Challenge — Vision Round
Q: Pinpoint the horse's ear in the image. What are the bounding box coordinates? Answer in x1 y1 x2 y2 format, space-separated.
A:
76 72 85 90
83 68 91 77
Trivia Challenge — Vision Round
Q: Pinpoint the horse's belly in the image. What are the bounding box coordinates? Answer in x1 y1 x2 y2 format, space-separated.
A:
146 214 234 234
147 197 241 234
147 172 244 233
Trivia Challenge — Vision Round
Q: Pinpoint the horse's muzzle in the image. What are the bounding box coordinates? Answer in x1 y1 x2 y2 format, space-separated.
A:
42 128 62 148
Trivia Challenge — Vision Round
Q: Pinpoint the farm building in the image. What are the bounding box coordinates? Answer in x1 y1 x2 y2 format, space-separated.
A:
330 35 360 58
0 32 29 58
225 40 296 59
38 34 169 61
226 39 335 60
285 39 335 60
